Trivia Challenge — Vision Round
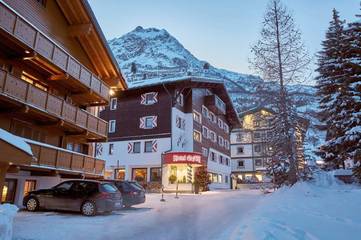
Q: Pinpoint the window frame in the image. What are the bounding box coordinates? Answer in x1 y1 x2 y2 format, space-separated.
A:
133 142 141 154
144 141 153 153
193 130 202 143
108 120 116 133
110 98 117 110
193 110 202 124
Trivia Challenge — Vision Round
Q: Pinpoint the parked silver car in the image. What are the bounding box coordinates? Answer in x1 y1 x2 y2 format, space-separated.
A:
23 180 122 216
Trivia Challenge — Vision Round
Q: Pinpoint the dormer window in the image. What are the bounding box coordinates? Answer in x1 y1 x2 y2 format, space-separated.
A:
141 92 158 105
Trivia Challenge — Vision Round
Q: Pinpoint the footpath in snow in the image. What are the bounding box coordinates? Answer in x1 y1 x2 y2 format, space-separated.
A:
238 171 361 240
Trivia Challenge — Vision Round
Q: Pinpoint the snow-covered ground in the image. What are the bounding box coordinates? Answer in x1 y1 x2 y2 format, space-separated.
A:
13 190 262 240
239 171 361 240
12 173 361 240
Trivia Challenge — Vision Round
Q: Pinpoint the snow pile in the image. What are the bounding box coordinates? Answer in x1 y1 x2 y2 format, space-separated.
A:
0 128 32 156
239 171 361 240
0 204 18 240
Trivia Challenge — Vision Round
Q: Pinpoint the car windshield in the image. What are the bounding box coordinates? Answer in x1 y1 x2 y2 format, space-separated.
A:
101 183 118 193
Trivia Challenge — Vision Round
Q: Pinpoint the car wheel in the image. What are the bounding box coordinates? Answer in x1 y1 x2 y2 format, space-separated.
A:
81 201 96 216
26 197 39 212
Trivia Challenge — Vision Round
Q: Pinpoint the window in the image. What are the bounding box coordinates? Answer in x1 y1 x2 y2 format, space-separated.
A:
109 144 114 155
108 120 116 133
254 132 261 139
209 131 217 142
202 106 209 117
176 116 185 129
54 181 73 192
110 98 117 110
255 159 263 167
209 112 216 123
150 168 161 182
133 142 141 153
193 111 202 124
1 179 17 203
218 136 224 147
24 180 36 196
205 89 212 96
224 123 229 133
141 92 158 105
219 155 223 164
202 147 208 157
237 146 244 154
202 126 209 138
236 133 243 142
193 130 202 142
140 116 157 129
224 140 229 150
144 141 153 153
115 168 125 180
253 120 260 127
225 158 229 166
218 118 223 128
176 91 184 106
218 174 223 183
210 152 217 162
254 145 261 153
215 96 226 114
132 168 147 182
238 160 244 168
225 175 229 183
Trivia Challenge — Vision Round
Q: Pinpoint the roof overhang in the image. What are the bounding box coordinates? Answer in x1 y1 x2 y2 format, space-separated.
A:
56 0 127 89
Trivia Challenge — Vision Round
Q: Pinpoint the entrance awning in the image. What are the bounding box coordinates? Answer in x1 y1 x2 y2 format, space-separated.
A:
0 129 33 166
162 152 205 166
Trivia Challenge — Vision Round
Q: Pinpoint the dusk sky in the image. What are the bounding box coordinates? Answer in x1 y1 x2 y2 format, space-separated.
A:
88 0 359 81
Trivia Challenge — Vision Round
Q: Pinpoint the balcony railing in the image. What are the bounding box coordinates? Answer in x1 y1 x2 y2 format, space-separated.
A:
0 69 108 139
28 140 105 175
0 2 110 102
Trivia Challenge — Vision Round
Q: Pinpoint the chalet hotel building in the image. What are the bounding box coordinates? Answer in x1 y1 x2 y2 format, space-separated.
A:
0 0 126 205
98 77 240 191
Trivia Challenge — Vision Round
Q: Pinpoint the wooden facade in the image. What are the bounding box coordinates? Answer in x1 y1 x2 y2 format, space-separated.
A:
0 0 126 203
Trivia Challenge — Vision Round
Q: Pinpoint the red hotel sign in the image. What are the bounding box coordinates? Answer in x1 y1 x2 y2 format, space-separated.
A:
163 152 204 165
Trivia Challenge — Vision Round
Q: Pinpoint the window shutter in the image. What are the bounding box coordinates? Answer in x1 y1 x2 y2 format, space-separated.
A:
176 117 180 128
140 94 146 105
127 142 133 153
152 140 158 152
152 116 158 127
139 117 145 129
95 143 103 157
153 92 158 103
182 119 185 129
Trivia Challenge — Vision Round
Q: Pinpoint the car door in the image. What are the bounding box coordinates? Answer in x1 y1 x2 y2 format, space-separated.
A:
64 181 87 211
45 181 74 210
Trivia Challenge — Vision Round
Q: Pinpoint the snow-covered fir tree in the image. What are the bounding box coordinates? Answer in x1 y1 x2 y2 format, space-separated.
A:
315 9 348 167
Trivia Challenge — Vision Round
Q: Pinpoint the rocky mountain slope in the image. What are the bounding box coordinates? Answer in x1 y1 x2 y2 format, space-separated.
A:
108 26 324 161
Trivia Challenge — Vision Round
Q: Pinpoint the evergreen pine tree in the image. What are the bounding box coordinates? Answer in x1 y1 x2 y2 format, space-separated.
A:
315 9 348 167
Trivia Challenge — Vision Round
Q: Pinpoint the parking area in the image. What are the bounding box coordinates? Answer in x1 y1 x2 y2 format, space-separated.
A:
13 190 262 240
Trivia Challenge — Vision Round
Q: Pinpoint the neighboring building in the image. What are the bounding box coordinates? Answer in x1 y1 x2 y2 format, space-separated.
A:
230 107 309 185
0 0 126 206
98 77 239 191
230 107 274 183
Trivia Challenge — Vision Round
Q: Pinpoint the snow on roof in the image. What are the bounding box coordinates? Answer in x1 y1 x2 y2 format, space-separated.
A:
0 129 33 156
333 169 353 176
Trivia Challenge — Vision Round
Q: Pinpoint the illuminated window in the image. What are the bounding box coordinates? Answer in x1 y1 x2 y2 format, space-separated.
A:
115 168 125 180
193 111 202 124
132 168 147 182
193 130 202 142
24 180 36 196
150 168 161 182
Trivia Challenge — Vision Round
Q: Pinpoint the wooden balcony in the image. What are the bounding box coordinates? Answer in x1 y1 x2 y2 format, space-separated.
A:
0 2 110 104
204 94 226 115
28 140 105 176
0 69 108 140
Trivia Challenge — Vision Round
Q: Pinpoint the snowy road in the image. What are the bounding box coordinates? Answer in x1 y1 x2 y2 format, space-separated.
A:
13 190 262 240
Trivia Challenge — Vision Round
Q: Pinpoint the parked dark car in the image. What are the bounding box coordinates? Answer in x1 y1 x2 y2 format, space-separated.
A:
23 180 122 216
103 180 145 208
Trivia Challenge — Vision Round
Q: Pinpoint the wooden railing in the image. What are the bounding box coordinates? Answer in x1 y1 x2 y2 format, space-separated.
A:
29 141 105 175
0 69 108 138
0 2 110 101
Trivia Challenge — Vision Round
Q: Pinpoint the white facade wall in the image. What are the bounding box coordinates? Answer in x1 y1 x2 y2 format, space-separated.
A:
171 107 193 152
231 143 253 158
98 137 171 181
231 158 254 172
207 148 231 189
